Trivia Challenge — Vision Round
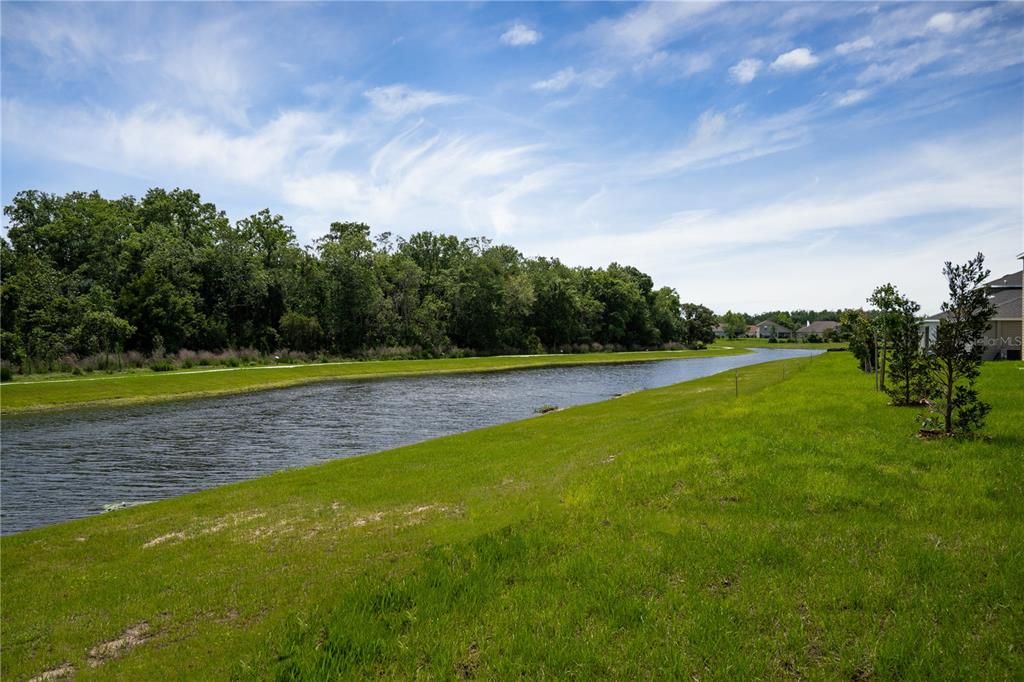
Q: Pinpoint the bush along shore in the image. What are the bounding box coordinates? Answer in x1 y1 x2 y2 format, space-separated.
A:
2 353 1021 679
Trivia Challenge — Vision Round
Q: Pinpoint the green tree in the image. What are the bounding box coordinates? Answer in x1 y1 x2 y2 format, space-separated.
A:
651 287 683 344
720 311 747 339
317 222 382 351
680 303 716 348
868 283 901 390
279 311 323 353
884 294 930 406
923 253 996 436
839 309 877 373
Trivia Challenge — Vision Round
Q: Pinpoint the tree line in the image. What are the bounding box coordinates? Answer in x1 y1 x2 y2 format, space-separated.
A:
841 253 996 437
0 188 719 374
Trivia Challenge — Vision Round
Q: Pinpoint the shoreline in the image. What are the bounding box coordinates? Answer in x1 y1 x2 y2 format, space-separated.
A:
1 347 750 416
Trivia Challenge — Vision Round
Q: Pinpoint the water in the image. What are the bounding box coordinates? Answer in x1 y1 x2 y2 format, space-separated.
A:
1 348 821 534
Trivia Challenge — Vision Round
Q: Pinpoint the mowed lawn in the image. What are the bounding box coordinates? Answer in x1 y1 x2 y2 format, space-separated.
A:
0 347 747 415
2 353 1021 680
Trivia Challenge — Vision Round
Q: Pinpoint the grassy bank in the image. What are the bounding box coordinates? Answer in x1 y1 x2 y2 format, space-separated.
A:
3 354 1022 680
0 347 746 415
712 337 848 350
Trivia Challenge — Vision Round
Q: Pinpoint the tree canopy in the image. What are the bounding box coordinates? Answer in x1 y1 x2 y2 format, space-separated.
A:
0 189 716 370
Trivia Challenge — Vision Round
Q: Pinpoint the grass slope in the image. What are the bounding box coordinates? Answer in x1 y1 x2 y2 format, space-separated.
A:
0 348 746 415
712 338 849 350
2 354 1021 680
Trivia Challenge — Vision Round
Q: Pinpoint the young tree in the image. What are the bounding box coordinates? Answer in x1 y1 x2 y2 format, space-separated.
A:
839 309 877 373
868 283 901 390
884 293 930 406
923 253 996 436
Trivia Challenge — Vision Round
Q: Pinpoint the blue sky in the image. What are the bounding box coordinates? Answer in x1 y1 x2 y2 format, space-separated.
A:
2 1 1022 313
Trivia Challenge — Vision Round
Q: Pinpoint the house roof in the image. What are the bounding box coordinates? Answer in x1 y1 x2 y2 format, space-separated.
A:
795 320 839 334
755 319 791 330
985 270 1022 289
924 287 1022 322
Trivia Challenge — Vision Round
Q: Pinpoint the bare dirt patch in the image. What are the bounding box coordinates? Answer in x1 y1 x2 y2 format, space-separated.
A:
87 622 151 667
28 663 75 681
142 510 266 548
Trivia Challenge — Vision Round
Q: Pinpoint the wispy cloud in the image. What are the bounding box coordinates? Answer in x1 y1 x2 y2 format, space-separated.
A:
835 89 870 107
2 100 351 187
364 84 462 118
925 8 992 35
835 36 874 55
646 105 815 175
729 58 763 84
282 129 543 228
501 22 541 47
583 1 718 57
531 67 613 93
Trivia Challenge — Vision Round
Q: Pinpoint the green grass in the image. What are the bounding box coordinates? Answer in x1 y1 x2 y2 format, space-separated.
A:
2 354 1021 680
0 347 746 415
713 337 849 350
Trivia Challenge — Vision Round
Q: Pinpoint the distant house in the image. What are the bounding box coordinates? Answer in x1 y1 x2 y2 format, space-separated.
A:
794 320 839 339
712 324 727 339
745 324 759 338
751 319 793 339
921 264 1022 360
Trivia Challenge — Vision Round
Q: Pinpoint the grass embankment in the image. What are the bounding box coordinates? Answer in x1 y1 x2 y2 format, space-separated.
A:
713 337 848 350
0 347 747 415
3 354 1022 680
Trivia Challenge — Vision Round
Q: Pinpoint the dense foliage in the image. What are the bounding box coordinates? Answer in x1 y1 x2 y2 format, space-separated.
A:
0 189 713 373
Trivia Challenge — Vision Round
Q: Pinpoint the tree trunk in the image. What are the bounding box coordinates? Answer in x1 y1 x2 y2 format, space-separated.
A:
944 360 954 435
879 331 887 390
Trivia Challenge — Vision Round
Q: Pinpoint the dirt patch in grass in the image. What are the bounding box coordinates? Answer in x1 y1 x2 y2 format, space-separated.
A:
88 622 151 667
28 663 75 681
455 642 481 679
142 510 266 548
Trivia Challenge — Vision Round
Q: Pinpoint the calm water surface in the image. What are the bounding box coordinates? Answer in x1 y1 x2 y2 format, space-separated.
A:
1 348 821 533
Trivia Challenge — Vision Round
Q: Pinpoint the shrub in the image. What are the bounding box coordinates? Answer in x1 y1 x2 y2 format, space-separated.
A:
149 359 175 372
124 350 147 368
0 363 12 382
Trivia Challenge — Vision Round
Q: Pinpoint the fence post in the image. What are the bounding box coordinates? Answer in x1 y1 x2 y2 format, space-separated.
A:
735 369 739 397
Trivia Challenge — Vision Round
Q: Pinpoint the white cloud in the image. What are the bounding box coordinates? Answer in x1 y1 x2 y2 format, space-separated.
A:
584 2 718 57
531 67 613 93
836 89 870 107
501 22 541 47
364 84 462 118
282 130 544 229
835 36 874 55
926 8 991 35
647 106 814 175
729 58 763 84
855 41 947 84
533 134 1022 311
162 21 252 126
532 67 579 93
635 50 713 80
2 101 351 189
771 47 820 71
